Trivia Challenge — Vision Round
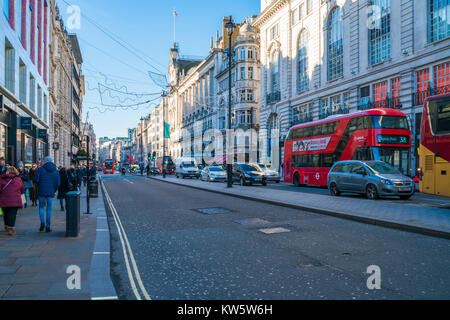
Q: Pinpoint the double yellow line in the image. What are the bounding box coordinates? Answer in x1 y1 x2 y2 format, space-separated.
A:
101 179 151 300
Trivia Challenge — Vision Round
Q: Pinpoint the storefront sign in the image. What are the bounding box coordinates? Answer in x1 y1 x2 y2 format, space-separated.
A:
38 129 47 139
20 117 32 130
53 142 59 150
293 137 332 152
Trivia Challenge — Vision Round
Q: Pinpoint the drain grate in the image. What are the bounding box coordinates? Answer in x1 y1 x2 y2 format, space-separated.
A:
195 207 231 215
259 227 291 234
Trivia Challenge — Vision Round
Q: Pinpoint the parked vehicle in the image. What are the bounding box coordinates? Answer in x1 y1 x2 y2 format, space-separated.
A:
257 163 281 183
419 93 450 197
327 160 415 200
284 108 412 187
200 166 227 182
174 157 200 179
232 163 267 186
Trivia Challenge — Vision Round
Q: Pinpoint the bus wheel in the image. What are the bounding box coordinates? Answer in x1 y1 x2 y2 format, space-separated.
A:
293 173 301 187
330 183 340 196
366 184 379 200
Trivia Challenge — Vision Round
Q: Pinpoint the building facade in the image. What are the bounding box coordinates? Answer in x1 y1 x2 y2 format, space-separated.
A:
254 0 450 173
1 0 50 166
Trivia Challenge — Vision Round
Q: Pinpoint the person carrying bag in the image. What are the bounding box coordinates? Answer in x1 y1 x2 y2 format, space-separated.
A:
0 166 25 236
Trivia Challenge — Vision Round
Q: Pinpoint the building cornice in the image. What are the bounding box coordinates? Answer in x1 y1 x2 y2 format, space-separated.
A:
253 0 290 28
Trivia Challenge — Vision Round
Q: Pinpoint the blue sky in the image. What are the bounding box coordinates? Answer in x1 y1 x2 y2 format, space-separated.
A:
57 0 260 139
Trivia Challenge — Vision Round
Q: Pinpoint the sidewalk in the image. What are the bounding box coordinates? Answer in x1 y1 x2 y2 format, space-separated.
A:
150 176 450 239
0 183 117 300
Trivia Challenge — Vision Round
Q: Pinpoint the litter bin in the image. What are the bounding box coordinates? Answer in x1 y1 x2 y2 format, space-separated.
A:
66 191 80 237
88 178 99 198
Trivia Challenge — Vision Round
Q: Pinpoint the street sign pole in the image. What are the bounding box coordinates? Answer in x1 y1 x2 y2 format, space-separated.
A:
85 135 91 215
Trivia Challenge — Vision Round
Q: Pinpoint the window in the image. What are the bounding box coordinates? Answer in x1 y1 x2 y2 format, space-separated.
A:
239 89 246 102
434 62 450 94
29 75 35 112
240 47 246 61
28 2 32 58
4 39 15 93
368 0 391 65
270 24 278 40
416 68 430 105
247 89 254 102
328 7 343 81
270 51 280 93
391 77 401 107
239 111 246 124
247 48 254 60
299 3 305 20
373 81 388 108
19 59 26 102
292 8 299 25
428 98 450 134
298 30 309 93
248 67 254 80
307 0 313 14
246 110 252 124
240 67 246 80
429 0 450 42
16 0 21 40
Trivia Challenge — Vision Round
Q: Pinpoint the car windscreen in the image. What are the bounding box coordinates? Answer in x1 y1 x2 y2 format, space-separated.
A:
366 162 400 175
209 167 223 172
182 162 196 168
240 164 261 172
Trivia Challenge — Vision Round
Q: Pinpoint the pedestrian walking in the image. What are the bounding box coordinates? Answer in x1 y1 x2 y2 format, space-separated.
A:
57 168 70 211
28 164 39 206
0 166 25 236
0 157 6 175
17 163 32 208
68 167 78 191
34 157 60 233
76 166 83 189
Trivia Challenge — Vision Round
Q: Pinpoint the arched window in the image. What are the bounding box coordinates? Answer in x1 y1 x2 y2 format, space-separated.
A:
368 0 391 65
327 7 343 81
297 30 309 92
270 50 280 93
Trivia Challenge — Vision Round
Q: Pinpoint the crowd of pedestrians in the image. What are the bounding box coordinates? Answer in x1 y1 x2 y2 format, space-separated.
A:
0 156 97 236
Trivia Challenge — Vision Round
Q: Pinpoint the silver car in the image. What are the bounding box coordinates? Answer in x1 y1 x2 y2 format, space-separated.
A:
327 160 415 200
200 166 227 182
256 163 281 183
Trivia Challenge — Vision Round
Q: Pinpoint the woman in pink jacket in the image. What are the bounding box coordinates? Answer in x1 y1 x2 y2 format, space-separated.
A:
0 166 25 236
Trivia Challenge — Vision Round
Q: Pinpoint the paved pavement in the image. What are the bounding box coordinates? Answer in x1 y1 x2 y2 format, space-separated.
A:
101 174 450 299
0 183 117 300
149 175 450 238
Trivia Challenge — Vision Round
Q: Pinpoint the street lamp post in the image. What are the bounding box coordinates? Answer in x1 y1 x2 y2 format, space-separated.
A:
225 17 235 188
140 117 144 165
162 91 167 179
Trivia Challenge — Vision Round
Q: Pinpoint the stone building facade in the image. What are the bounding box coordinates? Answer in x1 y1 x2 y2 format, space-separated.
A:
254 0 450 173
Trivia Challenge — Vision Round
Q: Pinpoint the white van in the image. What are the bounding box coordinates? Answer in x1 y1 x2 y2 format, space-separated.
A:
174 157 200 179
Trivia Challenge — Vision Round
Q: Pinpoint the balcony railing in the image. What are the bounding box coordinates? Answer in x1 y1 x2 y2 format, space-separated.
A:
291 114 313 126
412 85 450 106
357 96 402 111
266 91 281 104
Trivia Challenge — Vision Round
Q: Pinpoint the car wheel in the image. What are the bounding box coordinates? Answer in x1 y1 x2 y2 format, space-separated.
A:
293 173 301 187
240 177 246 186
329 183 341 196
207 176 210 182
276 180 280 184
399 195 412 200
366 184 379 200
262 181 267 186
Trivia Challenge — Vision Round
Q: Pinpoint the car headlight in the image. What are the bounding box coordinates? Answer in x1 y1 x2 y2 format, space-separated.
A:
381 179 393 186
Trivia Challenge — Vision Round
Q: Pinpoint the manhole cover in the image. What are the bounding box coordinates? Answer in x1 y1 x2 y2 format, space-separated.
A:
341 252 352 256
259 227 291 234
195 208 231 215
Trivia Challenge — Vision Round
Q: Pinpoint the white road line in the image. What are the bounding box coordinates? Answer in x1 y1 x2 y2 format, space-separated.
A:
123 179 134 184
93 252 110 255
101 180 151 300
91 296 119 300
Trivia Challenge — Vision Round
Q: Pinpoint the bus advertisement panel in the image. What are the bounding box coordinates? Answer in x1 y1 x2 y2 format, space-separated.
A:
284 108 412 187
420 94 450 197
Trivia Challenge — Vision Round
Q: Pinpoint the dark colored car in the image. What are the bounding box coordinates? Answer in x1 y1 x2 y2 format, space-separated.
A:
232 163 267 186
327 160 415 200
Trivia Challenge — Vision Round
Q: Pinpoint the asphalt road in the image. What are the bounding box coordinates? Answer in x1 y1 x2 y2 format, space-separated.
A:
101 173 450 300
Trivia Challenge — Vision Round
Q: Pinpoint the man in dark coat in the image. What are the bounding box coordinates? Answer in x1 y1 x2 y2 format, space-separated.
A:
34 157 60 232
76 166 83 188
57 168 70 211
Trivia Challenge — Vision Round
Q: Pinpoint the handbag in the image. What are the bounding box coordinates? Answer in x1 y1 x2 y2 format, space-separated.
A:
21 194 27 207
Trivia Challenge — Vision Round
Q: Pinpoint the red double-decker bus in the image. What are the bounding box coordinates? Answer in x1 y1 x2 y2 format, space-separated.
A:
284 108 412 187
419 93 450 197
103 159 115 174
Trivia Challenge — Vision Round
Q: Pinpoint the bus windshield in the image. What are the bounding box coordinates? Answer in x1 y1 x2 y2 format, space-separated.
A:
373 116 409 130
105 161 113 169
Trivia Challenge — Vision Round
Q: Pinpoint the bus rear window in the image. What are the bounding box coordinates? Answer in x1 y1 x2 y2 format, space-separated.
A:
372 116 409 130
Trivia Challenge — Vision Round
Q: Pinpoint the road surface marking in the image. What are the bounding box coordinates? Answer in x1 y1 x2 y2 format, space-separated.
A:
259 227 291 234
93 252 110 255
102 180 151 300
91 296 119 300
123 179 134 184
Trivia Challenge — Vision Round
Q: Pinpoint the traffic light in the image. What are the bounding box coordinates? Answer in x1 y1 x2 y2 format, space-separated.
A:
92 153 96 161
152 152 156 161
147 152 151 161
